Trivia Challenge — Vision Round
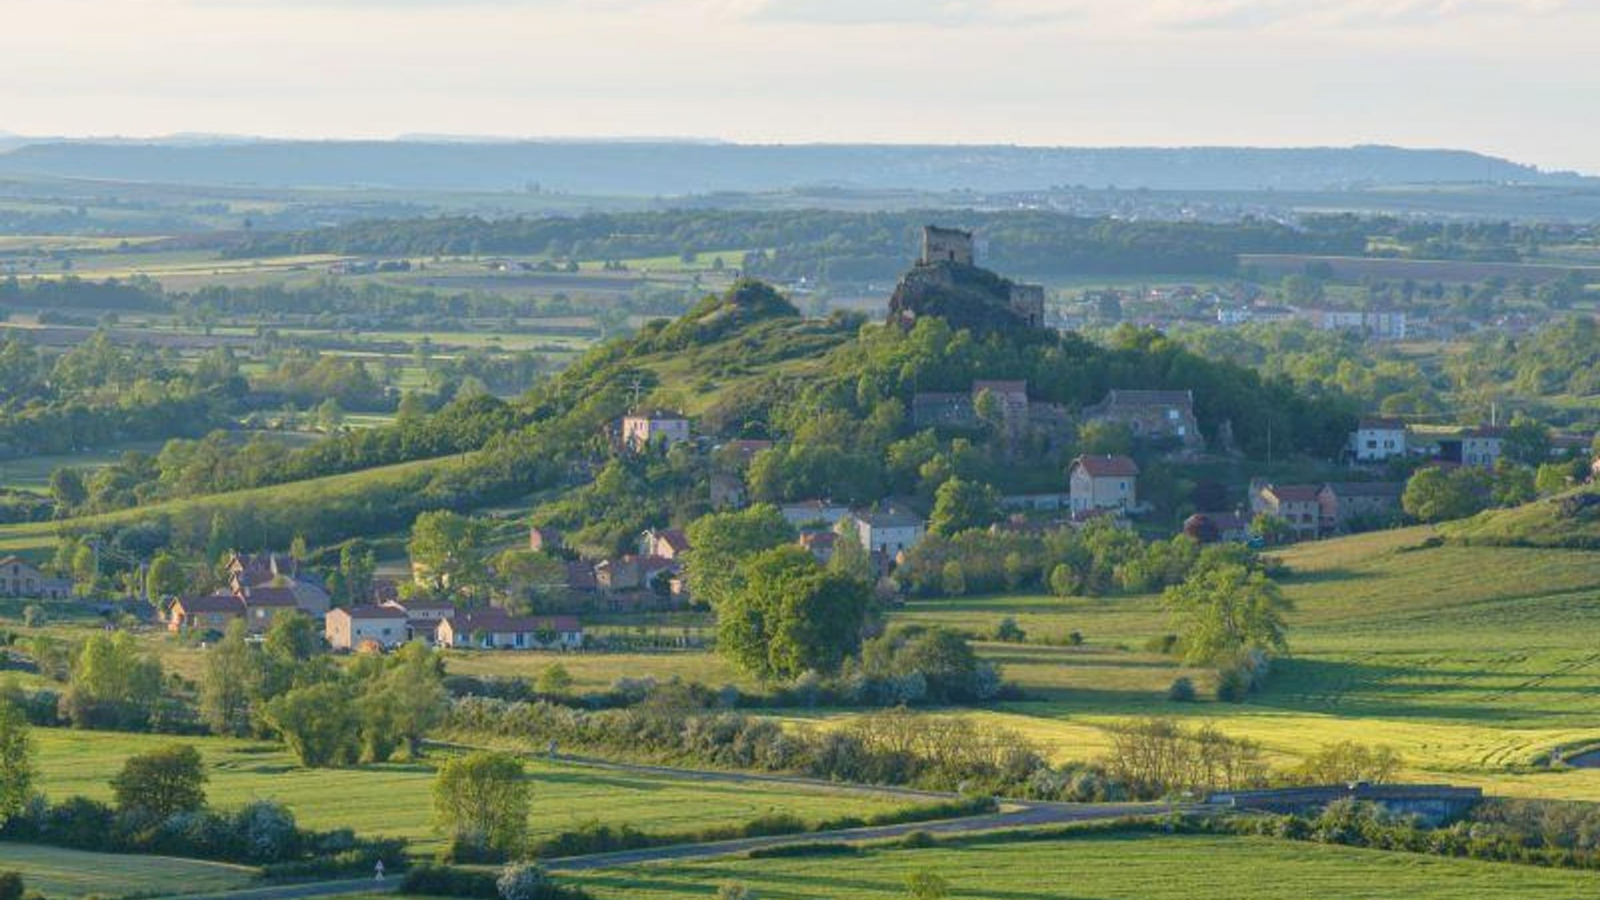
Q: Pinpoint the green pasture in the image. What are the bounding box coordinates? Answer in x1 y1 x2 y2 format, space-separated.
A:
565 832 1600 900
877 526 1600 798
0 842 255 898
29 730 917 855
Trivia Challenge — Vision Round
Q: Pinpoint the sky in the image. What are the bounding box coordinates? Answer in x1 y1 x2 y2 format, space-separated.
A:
1 0 1595 173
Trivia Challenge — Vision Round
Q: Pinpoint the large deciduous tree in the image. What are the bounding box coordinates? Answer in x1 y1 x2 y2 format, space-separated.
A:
408 511 490 599
1161 563 1291 666
433 751 531 859
683 504 794 610
0 700 34 827
111 744 209 819
717 546 869 680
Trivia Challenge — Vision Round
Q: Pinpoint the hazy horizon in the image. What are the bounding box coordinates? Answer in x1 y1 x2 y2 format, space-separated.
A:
2 0 1595 173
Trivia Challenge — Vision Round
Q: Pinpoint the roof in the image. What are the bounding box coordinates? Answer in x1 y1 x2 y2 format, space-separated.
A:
387 597 456 611
852 510 925 529
1463 426 1507 439
1263 484 1321 503
332 605 409 620
1093 389 1194 410
1321 482 1404 499
1072 455 1140 478
0 556 40 571
624 409 687 422
242 586 299 608
651 528 691 553
1186 512 1249 531
799 531 838 548
176 594 246 614
564 560 598 590
1358 416 1408 430
925 224 971 238
448 610 581 634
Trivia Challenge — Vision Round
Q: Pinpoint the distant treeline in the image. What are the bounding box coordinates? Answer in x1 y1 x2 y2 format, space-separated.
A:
221 210 1370 280
0 275 687 323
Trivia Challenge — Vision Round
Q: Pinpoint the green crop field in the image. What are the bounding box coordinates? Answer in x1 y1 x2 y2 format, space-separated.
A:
0 842 255 898
875 526 1600 801
29 730 919 854
561 832 1600 900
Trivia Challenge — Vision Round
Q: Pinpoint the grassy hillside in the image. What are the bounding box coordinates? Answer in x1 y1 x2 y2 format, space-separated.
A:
1443 485 1600 548
565 831 1600 900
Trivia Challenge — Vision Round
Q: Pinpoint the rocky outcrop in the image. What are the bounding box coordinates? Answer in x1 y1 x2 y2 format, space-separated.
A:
886 260 1043 335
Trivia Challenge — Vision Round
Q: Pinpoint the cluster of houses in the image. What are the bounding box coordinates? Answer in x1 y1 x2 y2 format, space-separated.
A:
165 551 585 653
166 552 330 634
1243 480 1406 540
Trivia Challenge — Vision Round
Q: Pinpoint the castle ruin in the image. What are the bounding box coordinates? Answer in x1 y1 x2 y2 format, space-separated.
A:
921 225 974 266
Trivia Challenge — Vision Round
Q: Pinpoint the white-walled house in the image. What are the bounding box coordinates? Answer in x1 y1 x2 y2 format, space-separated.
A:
838 510 927 559
1351 417 1408 463
325 606 410 650
435 610 583 650
1068 455 1140 514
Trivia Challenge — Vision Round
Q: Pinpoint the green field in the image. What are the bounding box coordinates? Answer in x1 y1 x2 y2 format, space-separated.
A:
29 730 918 854
563 832 1600 900
0 842 255 898
877 526 1600 800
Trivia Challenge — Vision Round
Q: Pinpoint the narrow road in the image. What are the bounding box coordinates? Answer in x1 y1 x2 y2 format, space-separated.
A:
162 877 399 900
544 800 1168 871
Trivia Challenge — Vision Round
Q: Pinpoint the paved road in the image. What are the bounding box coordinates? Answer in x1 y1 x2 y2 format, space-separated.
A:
544 800 1168 871
164 877 399 900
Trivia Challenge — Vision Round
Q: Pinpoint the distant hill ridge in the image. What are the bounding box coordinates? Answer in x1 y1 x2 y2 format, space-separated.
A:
0 140 1585 194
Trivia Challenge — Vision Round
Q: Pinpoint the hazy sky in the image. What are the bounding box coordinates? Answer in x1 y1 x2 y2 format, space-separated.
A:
2 0 1595 173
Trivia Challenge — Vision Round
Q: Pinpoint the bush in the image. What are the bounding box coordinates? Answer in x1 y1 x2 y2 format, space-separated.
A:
992 618 1026 643
0 871 21 900
906 870 951 900
1214 666 1249 703
716 884 755 900
401 864 499 899
900 830 937 849
1066 631 1084 647
497 863 551 900
1166 677 1196 703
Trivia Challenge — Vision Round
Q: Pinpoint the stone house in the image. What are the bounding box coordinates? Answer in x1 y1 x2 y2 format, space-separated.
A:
621 410 691 451
1252 483 1323 539
168 594 246 634
1318 482 1405 533
528 526 563 553
0 556 70 600
1083 390 1202 450
1183 512 1251 544
1068 455 1140 514
325 605 410 651
639 528 691 560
